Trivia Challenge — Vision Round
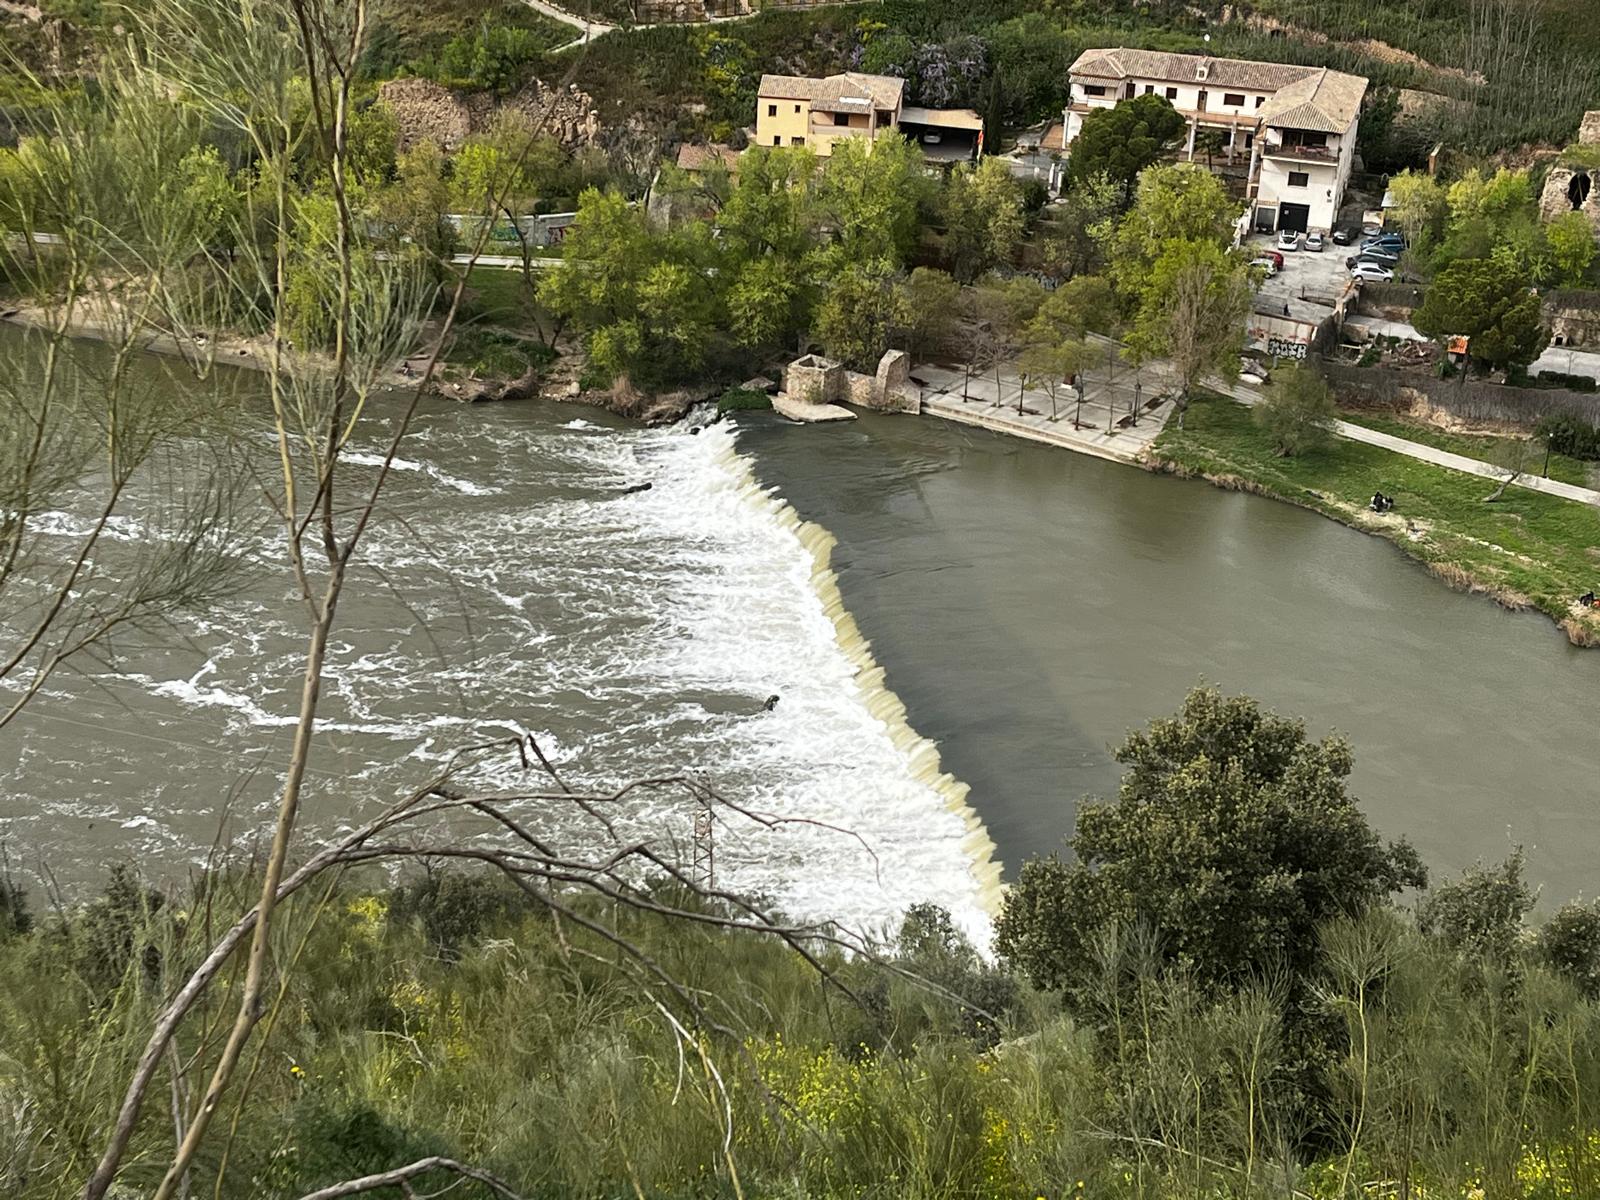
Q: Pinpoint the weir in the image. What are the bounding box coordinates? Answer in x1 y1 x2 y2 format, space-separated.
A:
710 435 1006 927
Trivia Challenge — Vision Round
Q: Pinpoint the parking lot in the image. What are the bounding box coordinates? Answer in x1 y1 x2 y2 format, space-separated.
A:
1245 231 1358 325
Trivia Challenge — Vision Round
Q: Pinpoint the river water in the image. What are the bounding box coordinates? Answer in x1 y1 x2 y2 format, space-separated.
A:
4 330 1599 943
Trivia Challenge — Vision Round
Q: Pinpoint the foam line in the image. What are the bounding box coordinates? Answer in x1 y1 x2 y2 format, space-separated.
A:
712 428 1007 922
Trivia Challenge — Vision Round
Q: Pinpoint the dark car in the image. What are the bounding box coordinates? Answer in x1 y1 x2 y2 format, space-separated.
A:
1361 234 1407 252
1331 227 1357 245
1347 249 1401 269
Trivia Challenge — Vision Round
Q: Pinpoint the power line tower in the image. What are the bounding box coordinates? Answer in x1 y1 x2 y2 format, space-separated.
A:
691 803 714 891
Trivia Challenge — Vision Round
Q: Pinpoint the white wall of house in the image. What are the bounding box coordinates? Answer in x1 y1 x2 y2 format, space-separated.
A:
1254 124 1359 231
1065 78 1274 147
1257 157 1340 230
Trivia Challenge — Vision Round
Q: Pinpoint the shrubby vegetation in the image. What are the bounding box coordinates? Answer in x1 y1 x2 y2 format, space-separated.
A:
6 688 1600 1197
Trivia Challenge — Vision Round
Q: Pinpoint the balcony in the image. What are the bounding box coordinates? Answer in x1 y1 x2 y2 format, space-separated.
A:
1263 137 1338 163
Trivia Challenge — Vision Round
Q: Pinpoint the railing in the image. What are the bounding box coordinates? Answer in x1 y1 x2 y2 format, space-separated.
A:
1263 140 1337 162
633 0 740 20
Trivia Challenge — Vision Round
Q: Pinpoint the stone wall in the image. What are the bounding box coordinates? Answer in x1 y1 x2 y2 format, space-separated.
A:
871 349 920 413
844 372 875 407
1546 290 1600 348
781 351 922 412
378 77 602 153
784 354 845 405
1538 109 1600 234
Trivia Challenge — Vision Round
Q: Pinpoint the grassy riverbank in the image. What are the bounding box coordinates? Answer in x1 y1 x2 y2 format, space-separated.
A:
1152 392 1600 645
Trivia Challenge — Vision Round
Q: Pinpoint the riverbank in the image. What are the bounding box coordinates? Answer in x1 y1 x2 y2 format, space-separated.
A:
0 294 699 417
1151 392 1600 646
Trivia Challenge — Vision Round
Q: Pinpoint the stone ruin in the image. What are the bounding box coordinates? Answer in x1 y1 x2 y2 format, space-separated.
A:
1539 109 1600 236
780 351 920 414
377 77 602 153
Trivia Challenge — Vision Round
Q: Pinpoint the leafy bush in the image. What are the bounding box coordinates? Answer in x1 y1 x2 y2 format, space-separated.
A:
388 868 529 958
1254 363 1338 457
1537 412 1600 460
716 386 773 412
429 22 548 94
444 325 555 378
1536 370 1599 394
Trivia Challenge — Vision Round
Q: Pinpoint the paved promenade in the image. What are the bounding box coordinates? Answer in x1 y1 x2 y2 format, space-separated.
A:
911 341 1600 509
911 360 1179 464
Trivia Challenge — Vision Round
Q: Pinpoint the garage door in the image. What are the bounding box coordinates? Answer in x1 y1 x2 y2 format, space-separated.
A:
1278 202 1311 234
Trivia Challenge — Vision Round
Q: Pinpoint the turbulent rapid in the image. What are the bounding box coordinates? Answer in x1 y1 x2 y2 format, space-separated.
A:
1 389 1001 943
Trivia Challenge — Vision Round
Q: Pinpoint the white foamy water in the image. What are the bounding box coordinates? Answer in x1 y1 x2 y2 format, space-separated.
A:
2 404 998 944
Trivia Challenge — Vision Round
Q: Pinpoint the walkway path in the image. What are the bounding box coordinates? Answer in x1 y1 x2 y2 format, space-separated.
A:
524 0 839 50
1209 378 1600 507
519 0 614 49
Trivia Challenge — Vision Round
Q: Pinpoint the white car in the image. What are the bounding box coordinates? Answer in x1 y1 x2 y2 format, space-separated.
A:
1304 232 1325 253
1277 229 1300 251
1249 256 1279 277
1349 262 1395 282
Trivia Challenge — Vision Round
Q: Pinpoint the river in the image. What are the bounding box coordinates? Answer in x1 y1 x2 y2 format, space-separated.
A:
3 330 1598 943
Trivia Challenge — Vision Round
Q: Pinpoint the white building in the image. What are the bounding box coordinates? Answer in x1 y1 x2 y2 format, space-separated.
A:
1062 49 1368 234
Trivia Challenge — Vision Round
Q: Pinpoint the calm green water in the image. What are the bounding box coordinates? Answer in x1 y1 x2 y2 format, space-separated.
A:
742 410 1600 905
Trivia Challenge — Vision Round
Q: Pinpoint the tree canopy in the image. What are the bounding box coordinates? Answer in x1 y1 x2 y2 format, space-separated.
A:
1412 257 1550 374
1068 94 1187 198
940 155 1025 283
996 687 1427 997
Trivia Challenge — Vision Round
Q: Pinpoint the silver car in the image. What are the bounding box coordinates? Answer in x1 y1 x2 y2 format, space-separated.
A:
1304 232 1325 253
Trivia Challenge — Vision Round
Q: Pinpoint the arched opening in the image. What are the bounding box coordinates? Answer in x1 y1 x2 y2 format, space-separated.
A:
1570 171 1593 210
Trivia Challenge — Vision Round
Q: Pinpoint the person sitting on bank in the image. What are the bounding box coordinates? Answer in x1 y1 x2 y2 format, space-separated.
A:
1369 491 1395 513
1581 591 1597 608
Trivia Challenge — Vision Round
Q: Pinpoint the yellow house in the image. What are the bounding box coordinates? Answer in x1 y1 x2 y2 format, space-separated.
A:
755 72 906 156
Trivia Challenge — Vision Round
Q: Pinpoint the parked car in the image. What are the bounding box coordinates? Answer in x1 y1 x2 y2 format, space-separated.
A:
1347 250 1401 269
1277 229 1301 251
1350 262 1395 282
1361 234 1406 252
1249 256 1280 277
1331 227 1357 245
1304 232 1325 252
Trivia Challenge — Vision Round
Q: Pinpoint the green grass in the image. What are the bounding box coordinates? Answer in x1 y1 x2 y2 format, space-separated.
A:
1335 409 1597 489
457 265 542 327
1155 392 1600 641
442 324 555 378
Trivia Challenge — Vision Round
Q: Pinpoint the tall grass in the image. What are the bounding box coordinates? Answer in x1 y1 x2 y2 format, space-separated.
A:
6 865 1600 1198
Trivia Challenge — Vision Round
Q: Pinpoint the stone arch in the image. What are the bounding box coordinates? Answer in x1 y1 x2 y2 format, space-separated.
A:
1570 171 1593 211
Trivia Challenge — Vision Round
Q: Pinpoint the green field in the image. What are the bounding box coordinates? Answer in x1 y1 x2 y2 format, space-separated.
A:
1154 392 1600 643
1335 408 1599 489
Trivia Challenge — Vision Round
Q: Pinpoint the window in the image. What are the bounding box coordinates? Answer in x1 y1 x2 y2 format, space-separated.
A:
794 104 801 113
1084 84 1106 96
1288 171 1310 188
1244 133 1255 148
791 137 804 145
1165 87 1178 100
767 104 777 117
1302 131 1328 147
1144 84 1154 94
773 135 781 145
1255 96 1265 107
1223 92 1245 106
